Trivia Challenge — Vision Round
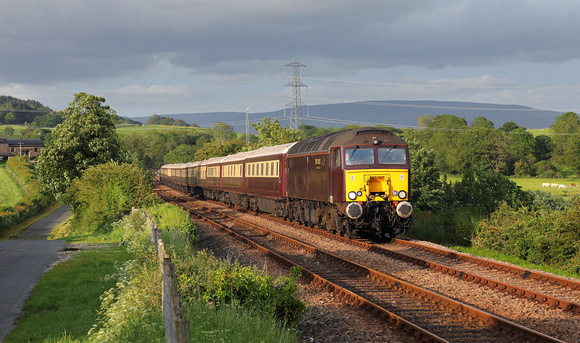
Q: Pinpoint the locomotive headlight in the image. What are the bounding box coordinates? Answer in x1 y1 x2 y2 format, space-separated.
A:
398 190 407 199
356 191 362 197
348 191 357 200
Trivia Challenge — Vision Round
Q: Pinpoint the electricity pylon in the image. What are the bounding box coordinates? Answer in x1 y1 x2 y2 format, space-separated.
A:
284 61 308 130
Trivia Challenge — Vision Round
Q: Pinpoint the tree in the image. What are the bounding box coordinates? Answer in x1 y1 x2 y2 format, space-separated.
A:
499 121 522 132
66 162 157 232
251 117 301 147
36 93 121 198
210 122 237 144
3 126 15 137
565 135 580 175
194 140 244 160
550 112 580 160
164 144 198 164
471 116 494 129
4 112 16 124
428 114 467 129
409 145 451 212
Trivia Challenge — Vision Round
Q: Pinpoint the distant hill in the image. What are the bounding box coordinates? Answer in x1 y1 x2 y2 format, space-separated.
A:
0 95 53 125
132 100 565 132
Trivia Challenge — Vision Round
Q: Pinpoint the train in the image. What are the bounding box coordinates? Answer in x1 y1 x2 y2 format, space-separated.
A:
159 128 412 240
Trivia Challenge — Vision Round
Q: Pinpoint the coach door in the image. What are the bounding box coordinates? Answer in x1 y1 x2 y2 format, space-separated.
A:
330 148 343 203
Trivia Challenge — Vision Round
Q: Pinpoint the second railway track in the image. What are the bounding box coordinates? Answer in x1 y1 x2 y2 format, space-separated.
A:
155 185 575 342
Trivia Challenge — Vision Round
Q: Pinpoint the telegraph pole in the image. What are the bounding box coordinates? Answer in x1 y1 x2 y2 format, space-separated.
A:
246 107 249 146
284 60 308 130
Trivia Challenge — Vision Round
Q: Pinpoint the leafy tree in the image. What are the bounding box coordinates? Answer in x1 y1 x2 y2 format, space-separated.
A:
4 112 16 124
210 122 237 144
417 114 433 128
3 126 14 137
550 112 579 160
533 135 554 161
251 117 301 147
428 114 468 129
565 134 580 175
164 144 198 164
507 128 536 175
194 140 244 160
499 121 523 132
452 168 530 215
36 93 121 198
409 145 451 212
66 162 157 232
471 116 494 129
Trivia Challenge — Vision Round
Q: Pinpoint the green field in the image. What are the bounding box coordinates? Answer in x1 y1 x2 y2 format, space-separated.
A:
444 173 580 195
0 163 26 207
115 124 207 135
0 125 32 139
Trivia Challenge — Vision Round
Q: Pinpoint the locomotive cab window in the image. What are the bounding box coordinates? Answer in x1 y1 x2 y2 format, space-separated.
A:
345 148 374 165
378 147 407 165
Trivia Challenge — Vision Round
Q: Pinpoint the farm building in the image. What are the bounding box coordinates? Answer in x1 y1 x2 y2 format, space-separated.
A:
0 137 44 160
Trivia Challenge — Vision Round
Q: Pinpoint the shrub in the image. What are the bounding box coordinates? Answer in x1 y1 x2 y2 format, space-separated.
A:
66 162 158 234
173 250 306 327
474 202 580 274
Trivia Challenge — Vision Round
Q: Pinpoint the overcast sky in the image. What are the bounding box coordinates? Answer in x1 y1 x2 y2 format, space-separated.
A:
2 0 580 124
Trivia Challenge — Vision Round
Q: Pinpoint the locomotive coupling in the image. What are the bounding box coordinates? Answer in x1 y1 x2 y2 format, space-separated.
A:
396 201 413 218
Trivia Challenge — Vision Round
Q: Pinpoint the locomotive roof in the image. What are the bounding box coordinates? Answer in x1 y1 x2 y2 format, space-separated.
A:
287 128 406 156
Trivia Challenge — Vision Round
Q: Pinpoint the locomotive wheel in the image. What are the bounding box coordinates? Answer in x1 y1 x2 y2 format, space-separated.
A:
331 209 345 236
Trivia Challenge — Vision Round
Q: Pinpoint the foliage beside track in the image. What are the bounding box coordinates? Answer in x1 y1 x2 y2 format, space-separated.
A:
474 202 580 275
0 156 52 238
65 162 158 234
87 205 303 342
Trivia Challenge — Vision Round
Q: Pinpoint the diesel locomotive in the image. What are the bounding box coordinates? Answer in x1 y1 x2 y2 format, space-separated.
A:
160 128 412 240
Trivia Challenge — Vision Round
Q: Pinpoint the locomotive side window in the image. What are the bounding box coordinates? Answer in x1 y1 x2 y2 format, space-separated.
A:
334 150 340 167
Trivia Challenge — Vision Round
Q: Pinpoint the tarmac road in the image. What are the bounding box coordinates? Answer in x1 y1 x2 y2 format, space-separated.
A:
0 206 71 342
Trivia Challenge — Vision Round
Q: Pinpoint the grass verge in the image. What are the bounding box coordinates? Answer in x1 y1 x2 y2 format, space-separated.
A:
451 245 580 280
3 245 133 343
0 162 26 207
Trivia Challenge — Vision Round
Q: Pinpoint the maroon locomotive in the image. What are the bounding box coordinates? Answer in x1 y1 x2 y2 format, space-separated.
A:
160 128 412 239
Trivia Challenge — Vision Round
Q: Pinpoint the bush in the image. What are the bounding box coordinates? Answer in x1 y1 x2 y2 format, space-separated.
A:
526 190 570 212
174 250 306 327
474 202 580 274
66 162 158 234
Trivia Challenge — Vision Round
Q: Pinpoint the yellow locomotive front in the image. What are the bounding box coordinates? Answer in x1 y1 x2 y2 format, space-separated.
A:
339 141 412 239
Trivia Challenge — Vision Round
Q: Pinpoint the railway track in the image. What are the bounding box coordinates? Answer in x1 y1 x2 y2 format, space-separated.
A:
155 185 567 342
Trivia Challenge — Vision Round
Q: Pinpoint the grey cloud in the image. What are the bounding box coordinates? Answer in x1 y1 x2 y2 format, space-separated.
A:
2 1 580 84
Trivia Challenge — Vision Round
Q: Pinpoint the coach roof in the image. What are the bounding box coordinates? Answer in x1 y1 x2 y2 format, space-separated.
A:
287 128 406 156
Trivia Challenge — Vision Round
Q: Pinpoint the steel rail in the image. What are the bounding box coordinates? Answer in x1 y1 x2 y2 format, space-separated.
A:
393 238 580 290
246 206 580 316
160 192 564 343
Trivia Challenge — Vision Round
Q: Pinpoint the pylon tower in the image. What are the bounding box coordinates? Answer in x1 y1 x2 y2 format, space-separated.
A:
284 60 308 130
